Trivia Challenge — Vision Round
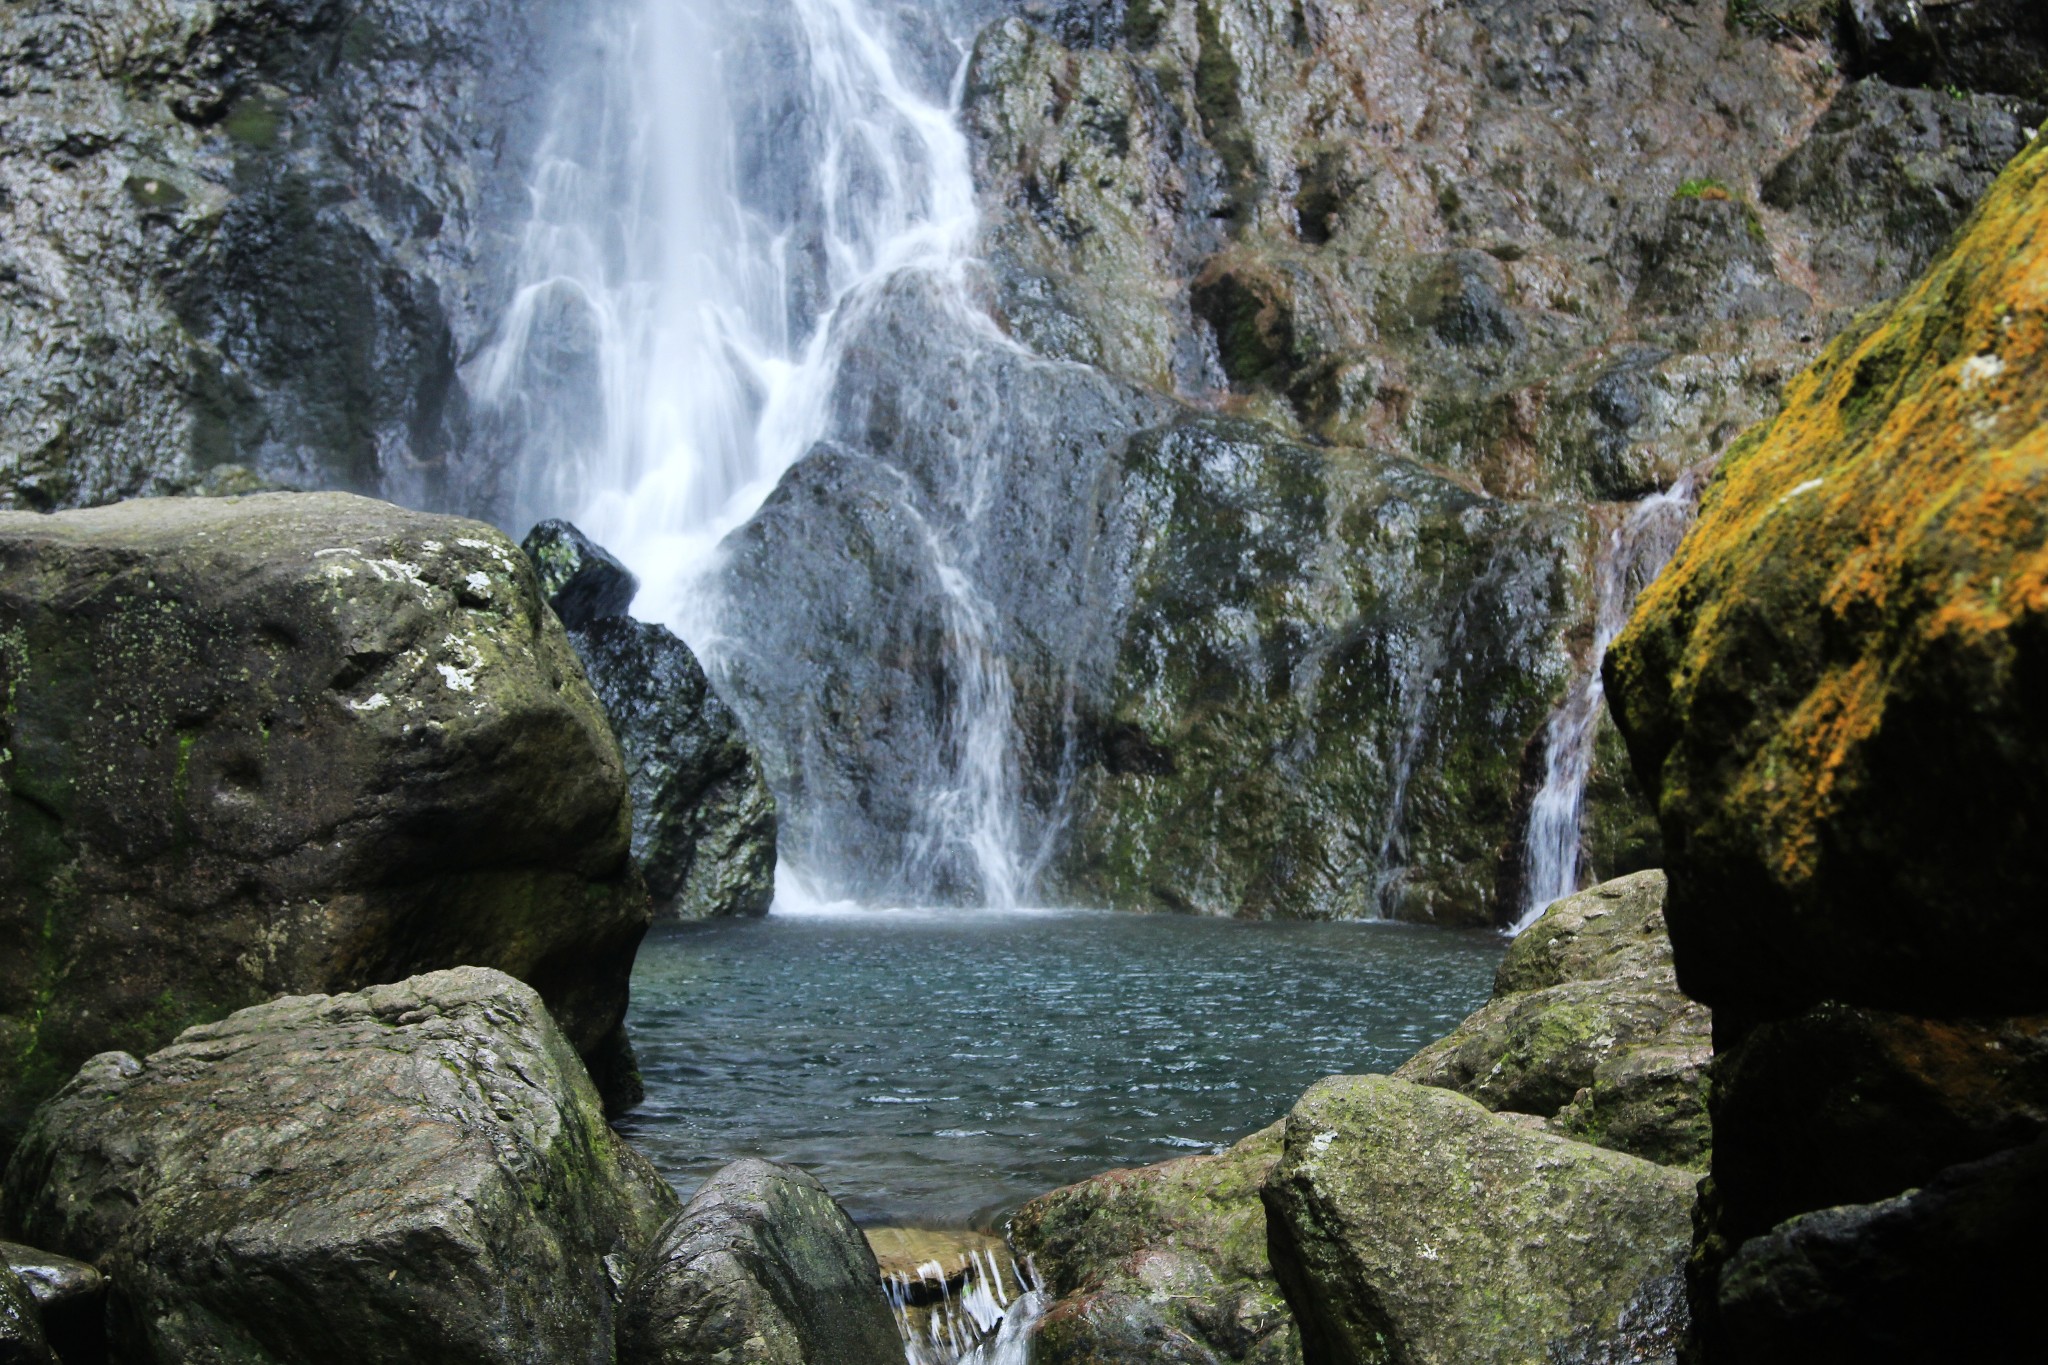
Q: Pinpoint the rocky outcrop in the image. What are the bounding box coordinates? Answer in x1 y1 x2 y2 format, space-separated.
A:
0 493 648 1144
1602 123 2048 1360
1 967 677 1365
1262 1075 1695 1365
1011 1122 1298 1364
0 1244 103 1365
1398 870 1713 1167
617 1158 901 1365
0 0 575 514
1605 129 2048 1020
522 521 778 921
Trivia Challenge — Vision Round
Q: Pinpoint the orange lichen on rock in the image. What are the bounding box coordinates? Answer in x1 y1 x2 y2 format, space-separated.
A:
1604 132 2048 1019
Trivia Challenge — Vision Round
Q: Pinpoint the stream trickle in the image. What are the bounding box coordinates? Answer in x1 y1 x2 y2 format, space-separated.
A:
1512 473 1704 934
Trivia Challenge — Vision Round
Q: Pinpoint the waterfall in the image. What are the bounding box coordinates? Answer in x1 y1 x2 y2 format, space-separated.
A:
885 1248 1044 1365
472 0 1030 906
1510 472 1703 935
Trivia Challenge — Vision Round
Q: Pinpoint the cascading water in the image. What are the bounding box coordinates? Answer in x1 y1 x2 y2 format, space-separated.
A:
471 0 1030 906
1510 472 1704 935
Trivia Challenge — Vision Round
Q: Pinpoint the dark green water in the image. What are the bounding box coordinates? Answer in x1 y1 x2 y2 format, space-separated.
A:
618 908 1502 1225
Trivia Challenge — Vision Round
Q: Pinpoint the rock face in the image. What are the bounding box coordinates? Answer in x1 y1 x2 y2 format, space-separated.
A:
1605 130 2048 1020
522 522 778 921
616 1158 901 1365
1 967 678 1365
0 493 648 1145
1398 870 1713 1167
0 0 576 514
1262 1075 1695 1365
1601 125 2048 1361
1011 1122 1299 1365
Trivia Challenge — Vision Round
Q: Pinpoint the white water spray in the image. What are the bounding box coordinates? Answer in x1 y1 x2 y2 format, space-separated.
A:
474 0 1029 905
1511 472 1703 935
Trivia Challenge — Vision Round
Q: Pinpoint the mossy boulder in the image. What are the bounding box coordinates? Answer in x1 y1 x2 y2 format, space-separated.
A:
617 1159 900 1365
1262 1075 1695 1365
0 968 677 1365
1605 130 2048 1019
1399 871 1713 1167
1011 1122 1299 1364
0 493 648 1147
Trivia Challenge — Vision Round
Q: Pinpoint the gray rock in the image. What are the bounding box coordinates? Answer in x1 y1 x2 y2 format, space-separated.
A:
0 493 648 1145
0 1244 103 1365
524 520 641 631
1261 1075 1695 1365
0 1262 54 1365
572 618 777 921
617 1158 901 1365
0 0 579 514
1 967 678 1365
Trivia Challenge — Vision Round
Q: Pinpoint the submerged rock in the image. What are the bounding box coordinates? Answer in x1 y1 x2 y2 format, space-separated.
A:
1 967 677 1365
1012 1122 1299 1365
1605 129 2048 1020
617 1158 901 1365
518 521 777 920
1398 871 1712 1167
0 493 648 1143
1262 1075 1694 1365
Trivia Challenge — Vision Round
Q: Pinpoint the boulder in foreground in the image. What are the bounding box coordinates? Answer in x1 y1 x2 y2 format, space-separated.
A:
1398 871 1712 1168
1605 131 2048 1019
1262 1075 1694 1365
1 967 677 1365
0 493 648 1138
1012 1122 1299 1364
617 1158 901 1365
0 1260 53 1365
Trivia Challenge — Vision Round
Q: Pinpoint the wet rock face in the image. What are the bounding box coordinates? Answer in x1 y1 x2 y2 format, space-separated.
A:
0 968 678 1365
1011 1123 1299 1364
0 1243 104 1365
0 1262 54 1365
617 1159 902 1365
572 619 778 921
0 0 573 513
1398 871 1713 1168
1059 418 1583 923
520 522 778 921
1262 1075 1695 1365
0 493 647 1146
1605 131 2048 1021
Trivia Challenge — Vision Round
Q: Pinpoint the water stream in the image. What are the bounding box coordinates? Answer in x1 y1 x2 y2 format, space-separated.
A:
1512 473 1703 934
472 0 1024 904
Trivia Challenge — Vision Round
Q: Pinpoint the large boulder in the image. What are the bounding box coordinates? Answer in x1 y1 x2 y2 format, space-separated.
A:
521 522 777 922
1605 129 2048 1020
0 493 649 1143
616 1158 900 1365
1011 1122 1299 1365
1398 871 1713 1168
1262 1076 1695 1365
0 967 677 1365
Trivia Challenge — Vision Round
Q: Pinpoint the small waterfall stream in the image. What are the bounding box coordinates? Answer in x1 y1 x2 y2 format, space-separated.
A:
473 0 1029 906
1511 473 1703 935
